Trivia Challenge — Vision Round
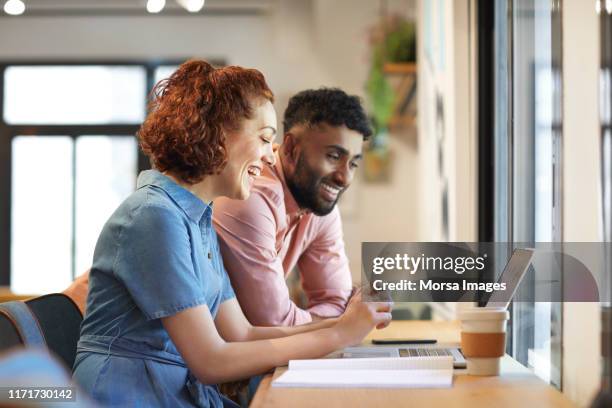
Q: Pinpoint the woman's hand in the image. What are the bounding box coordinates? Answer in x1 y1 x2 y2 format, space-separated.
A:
335 292 393 347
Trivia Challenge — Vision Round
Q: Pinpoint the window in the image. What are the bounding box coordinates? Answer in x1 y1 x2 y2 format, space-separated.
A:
0 61 187 294
154 65 179 86
3 66 146 125
479 0 563 387
11 136 73 293
74 136 138 276
599 2 612 392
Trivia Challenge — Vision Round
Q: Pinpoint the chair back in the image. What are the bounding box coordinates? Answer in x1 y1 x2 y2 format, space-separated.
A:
0 293 83 369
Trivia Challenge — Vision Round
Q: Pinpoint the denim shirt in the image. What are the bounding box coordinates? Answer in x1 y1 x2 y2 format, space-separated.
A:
73 170 236 407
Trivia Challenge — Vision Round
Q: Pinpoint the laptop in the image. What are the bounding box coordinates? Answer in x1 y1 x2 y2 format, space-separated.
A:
334 248 534 369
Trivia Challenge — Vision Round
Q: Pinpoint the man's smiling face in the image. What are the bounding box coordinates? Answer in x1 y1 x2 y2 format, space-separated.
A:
284 123 363 216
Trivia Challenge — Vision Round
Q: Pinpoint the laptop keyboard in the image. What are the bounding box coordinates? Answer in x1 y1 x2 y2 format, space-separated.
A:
399 348 453 357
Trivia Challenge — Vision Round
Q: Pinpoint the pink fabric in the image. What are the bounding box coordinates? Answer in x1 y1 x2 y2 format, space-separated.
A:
213 154 352 326
62 271 89 315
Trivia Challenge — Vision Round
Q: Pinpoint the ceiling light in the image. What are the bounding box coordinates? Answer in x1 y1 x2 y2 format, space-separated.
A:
147 0 165 13
4 0 25 15
176 0 205 13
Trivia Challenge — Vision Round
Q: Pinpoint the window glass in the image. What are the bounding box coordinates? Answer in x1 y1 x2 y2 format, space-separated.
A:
2 62 175 294
11 136 73 294
493 0 562 387
511 0 561 387
3 66 146 124
494 0 510 241
74 136 137 275
154 65 179 86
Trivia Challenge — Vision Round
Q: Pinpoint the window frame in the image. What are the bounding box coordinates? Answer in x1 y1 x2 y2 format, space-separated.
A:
599 2 612 394
477 0 564 389
0 59 197 287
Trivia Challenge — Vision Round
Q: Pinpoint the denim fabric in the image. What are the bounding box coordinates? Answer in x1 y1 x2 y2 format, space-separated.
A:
73 170 236 407
0 349 100 407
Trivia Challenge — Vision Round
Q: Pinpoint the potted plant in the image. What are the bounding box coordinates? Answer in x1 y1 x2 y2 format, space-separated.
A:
364 15 416 182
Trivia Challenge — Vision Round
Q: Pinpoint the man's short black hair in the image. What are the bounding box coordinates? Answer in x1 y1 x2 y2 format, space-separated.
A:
283 88 372 140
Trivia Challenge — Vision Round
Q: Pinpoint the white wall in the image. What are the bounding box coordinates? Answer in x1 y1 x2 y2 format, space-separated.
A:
415 0 476 320
562 0 603 406
417 0 476 243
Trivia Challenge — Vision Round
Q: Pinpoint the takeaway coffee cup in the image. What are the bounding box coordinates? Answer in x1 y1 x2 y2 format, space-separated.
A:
459 307 509 376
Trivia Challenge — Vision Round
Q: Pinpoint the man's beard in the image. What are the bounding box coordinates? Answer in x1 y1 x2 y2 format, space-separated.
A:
286 154 345 216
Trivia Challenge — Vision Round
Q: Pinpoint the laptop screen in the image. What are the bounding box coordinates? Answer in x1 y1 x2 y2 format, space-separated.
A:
485 248 534 309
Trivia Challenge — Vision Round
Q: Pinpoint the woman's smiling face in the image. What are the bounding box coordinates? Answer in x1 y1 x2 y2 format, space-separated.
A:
220 99 277 200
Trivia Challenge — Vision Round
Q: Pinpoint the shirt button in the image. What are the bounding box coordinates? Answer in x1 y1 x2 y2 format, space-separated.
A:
208 252 212 259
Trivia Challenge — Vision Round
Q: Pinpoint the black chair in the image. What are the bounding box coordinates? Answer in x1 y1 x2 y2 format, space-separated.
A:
0 293 83 370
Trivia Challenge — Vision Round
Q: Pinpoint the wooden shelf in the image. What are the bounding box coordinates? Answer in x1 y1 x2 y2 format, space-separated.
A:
383 62 417 75
389 115 416 129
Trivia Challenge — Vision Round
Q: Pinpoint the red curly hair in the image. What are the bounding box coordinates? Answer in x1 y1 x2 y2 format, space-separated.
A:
138 60 274 183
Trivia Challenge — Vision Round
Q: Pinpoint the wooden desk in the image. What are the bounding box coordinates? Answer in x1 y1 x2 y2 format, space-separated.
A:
251 320 576 407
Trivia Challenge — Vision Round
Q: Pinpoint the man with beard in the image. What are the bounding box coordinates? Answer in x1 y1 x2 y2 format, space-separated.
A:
213 88 371 326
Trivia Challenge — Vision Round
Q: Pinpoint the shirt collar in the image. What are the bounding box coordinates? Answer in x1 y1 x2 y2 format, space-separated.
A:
137 170 212 223
272 152 309 218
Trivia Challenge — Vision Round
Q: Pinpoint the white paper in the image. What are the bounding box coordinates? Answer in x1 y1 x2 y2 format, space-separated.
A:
289 356 453 371
272 357 453 388
272 368 453 389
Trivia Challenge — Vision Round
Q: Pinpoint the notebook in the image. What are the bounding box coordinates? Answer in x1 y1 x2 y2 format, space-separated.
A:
271 356 453 389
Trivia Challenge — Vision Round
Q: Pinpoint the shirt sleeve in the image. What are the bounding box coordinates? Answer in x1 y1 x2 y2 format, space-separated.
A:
298 207 353 318
213 192 312 326
219 266 236 304
114 203 207 320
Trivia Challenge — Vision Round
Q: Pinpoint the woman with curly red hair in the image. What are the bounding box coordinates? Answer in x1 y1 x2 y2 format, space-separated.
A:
72 60 391 407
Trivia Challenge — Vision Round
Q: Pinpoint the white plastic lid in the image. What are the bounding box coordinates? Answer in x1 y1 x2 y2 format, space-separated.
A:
458 307 509 321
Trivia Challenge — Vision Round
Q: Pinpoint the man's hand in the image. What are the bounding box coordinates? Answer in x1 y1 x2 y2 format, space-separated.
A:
348 285 361 302
336 292 393 346
347 285 393 330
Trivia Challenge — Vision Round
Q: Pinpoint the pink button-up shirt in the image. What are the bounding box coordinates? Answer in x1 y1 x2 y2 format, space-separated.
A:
213 154 352 326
